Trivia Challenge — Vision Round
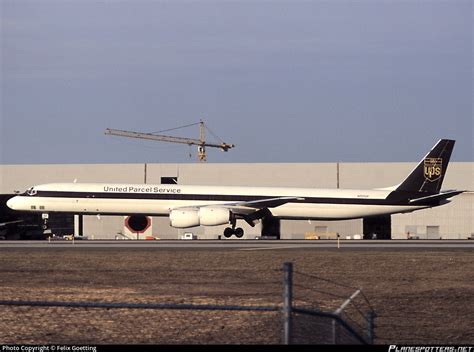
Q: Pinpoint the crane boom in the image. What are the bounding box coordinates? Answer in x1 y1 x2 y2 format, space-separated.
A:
105 122 234 162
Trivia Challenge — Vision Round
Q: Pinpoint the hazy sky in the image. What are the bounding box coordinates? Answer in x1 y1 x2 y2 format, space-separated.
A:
1 0 472 164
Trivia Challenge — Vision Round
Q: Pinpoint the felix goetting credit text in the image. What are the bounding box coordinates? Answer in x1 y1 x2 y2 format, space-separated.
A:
2 346 97 352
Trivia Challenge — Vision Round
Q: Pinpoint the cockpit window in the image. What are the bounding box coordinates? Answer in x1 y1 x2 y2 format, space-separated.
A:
26 187 37 196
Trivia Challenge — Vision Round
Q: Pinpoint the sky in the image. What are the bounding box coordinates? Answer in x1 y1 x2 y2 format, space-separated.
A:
1 0 472 164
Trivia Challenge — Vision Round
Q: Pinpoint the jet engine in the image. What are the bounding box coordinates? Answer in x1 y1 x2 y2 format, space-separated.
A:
169 207 231 228
125 215 151 232
169 209 199 228
199 207 231 226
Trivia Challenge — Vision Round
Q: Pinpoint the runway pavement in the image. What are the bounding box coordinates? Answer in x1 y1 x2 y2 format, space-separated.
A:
0 239 473 249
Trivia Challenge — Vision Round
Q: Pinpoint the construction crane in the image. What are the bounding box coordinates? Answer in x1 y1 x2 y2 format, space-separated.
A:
105 120 234 162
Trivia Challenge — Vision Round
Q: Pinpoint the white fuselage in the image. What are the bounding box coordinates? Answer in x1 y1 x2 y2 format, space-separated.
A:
7 183 426 220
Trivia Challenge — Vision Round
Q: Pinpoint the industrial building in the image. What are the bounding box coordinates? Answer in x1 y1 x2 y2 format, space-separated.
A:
0 162 472 240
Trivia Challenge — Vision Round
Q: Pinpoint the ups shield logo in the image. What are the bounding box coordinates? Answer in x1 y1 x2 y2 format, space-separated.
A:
424 158 442 182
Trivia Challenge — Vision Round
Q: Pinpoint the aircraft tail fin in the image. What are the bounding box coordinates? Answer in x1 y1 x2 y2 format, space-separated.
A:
394 139 455 194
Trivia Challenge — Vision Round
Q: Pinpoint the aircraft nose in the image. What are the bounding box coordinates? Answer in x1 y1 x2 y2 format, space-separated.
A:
6 197 19 210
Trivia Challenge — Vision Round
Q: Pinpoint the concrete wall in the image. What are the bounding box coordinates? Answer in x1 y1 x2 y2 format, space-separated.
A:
1 162 472 239
0 164 145 193
392 192 473 240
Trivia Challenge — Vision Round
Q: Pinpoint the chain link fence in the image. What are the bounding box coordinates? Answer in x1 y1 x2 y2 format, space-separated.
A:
0 263 375 344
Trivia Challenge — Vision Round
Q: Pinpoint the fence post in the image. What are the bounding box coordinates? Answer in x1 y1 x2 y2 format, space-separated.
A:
282 262 293 345
367 310 375 344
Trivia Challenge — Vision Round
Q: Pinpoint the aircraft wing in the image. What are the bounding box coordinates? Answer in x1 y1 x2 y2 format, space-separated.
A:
227 196 304 211
210 196 304 215
172 196 303 216
203 196 304 224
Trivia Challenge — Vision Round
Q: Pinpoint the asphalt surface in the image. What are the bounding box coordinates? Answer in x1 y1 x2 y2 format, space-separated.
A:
1 239 473 248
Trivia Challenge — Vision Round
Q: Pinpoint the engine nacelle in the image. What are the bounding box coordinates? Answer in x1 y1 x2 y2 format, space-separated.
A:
169 207 231 228
198 207 231 226
125 215 151 233
169 209 200 228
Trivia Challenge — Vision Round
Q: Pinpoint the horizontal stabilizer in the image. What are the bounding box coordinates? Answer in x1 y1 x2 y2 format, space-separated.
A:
409 190 465 205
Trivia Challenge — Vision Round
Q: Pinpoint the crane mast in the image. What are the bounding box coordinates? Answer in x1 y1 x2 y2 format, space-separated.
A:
105 120 234 162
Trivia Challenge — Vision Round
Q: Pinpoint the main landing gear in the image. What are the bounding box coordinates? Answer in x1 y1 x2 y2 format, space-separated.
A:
223 215 244 238
224 213 244 238
223 226 244 238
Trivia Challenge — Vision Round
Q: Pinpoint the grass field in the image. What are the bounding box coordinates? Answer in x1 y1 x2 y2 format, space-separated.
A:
0 247 472 344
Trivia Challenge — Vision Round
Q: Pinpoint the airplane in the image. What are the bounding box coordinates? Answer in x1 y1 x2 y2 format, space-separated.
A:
6 139 463 238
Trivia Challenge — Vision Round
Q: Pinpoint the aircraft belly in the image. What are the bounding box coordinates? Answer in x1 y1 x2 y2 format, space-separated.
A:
271 203 422 220
79 198 173 214
28 197 170 215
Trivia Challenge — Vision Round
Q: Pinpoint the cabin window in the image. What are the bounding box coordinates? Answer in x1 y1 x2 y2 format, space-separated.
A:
39 206 45 210
31 205 36 210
